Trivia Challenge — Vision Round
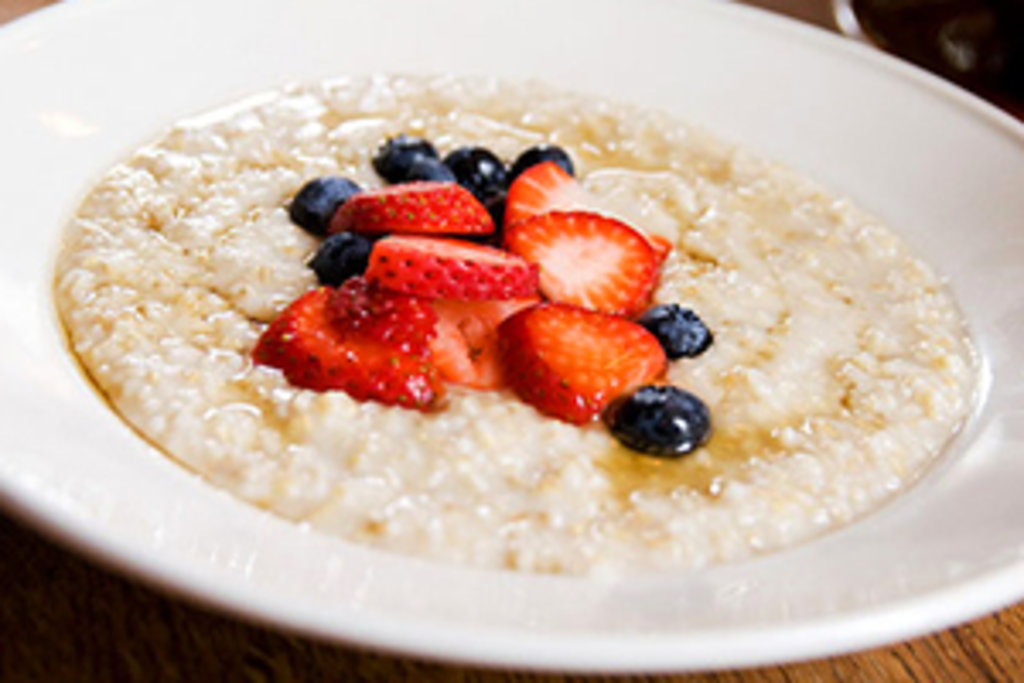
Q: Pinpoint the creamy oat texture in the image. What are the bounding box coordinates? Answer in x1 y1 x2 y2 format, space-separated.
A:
55 76 976 573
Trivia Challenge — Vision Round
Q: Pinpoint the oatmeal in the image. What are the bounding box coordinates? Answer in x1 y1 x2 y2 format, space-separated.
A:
54 75 976 573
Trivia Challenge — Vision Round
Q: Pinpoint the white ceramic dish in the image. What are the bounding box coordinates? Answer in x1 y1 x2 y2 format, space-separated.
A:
1 0 1023 672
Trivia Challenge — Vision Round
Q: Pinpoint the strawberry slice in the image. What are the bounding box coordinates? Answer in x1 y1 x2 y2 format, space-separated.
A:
330 182 494 236
504 161 675 259
504 211 659 315
252 284 442 409
498 303 666 424
648 234 673 263
429 297 539 389
503 161 592 228
366 235 539 300
329 276 437 355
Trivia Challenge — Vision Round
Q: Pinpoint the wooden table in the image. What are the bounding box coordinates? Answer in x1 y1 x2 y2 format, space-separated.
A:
2 1 1022 680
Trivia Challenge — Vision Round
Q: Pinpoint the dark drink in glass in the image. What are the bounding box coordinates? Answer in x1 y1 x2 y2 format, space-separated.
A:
842 0 1023 111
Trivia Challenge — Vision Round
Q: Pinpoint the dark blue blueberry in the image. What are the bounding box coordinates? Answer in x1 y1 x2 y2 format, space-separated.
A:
307 232 373 286
442 146 508 202
637 304 713 359
461 191 506 246
288 177 361 236
404 156 457 183
606 385 711 457
483 191 506 231
508 144 575 182
372 135 440 183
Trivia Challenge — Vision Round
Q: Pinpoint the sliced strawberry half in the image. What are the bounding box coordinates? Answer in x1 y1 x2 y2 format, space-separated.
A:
253 285 442 409
330 181 494 236
429 297 539 390
504 211 659 316
503 161 592 228
498 302 666 424
366 235 539 300
504 161 675 259
648 234 673 263
328 277 437 355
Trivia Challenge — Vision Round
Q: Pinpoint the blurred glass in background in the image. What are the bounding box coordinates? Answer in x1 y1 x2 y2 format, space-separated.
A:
834 0 1023 109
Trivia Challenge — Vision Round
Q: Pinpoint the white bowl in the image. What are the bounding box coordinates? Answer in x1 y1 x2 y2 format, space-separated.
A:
1 0 1023 672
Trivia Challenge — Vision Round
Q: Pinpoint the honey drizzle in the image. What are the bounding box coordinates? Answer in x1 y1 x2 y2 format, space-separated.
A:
599 422 788 503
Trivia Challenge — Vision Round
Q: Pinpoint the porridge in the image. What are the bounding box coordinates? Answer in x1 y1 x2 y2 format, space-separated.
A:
54 75 976 574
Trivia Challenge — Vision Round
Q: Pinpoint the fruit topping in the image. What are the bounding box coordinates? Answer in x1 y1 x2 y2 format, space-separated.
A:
330 182 495 236
307 232 374 286
252 285 442 408
504 161 592 227
637 304 713 359
267 135 712 453
504 162 675 259
289 177 362 236
504 211 659 316
482 192 507 234
329 277 438 355
366 235 539 300
429 297 539 389
405 156 458 183
498 303 666 424
372 134 440 184
648 234 674 263
442 146 509 203
508 144 575 183
605 385 711 457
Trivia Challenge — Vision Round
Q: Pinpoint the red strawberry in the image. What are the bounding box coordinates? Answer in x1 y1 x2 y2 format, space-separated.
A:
329 277 437 355
252 285 443 409
505 161 676 258
648 234 673 263
330 182 494 236
498 303 666 424
366 235 539 300
429 297 539 389
504 211 659 315
504 161 591 227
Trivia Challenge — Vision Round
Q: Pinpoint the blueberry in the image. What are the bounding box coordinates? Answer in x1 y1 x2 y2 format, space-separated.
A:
483 191 506 231
307 232 373 286
637 304 713 359
405 156 457 183
442 146 508 202
288 177 361 236
460 191 506 246
508 144 575 182
372 135 440 183
606 385 711 457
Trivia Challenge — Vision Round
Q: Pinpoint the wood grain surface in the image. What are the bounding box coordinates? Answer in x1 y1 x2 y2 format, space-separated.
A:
2 1 1023 681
